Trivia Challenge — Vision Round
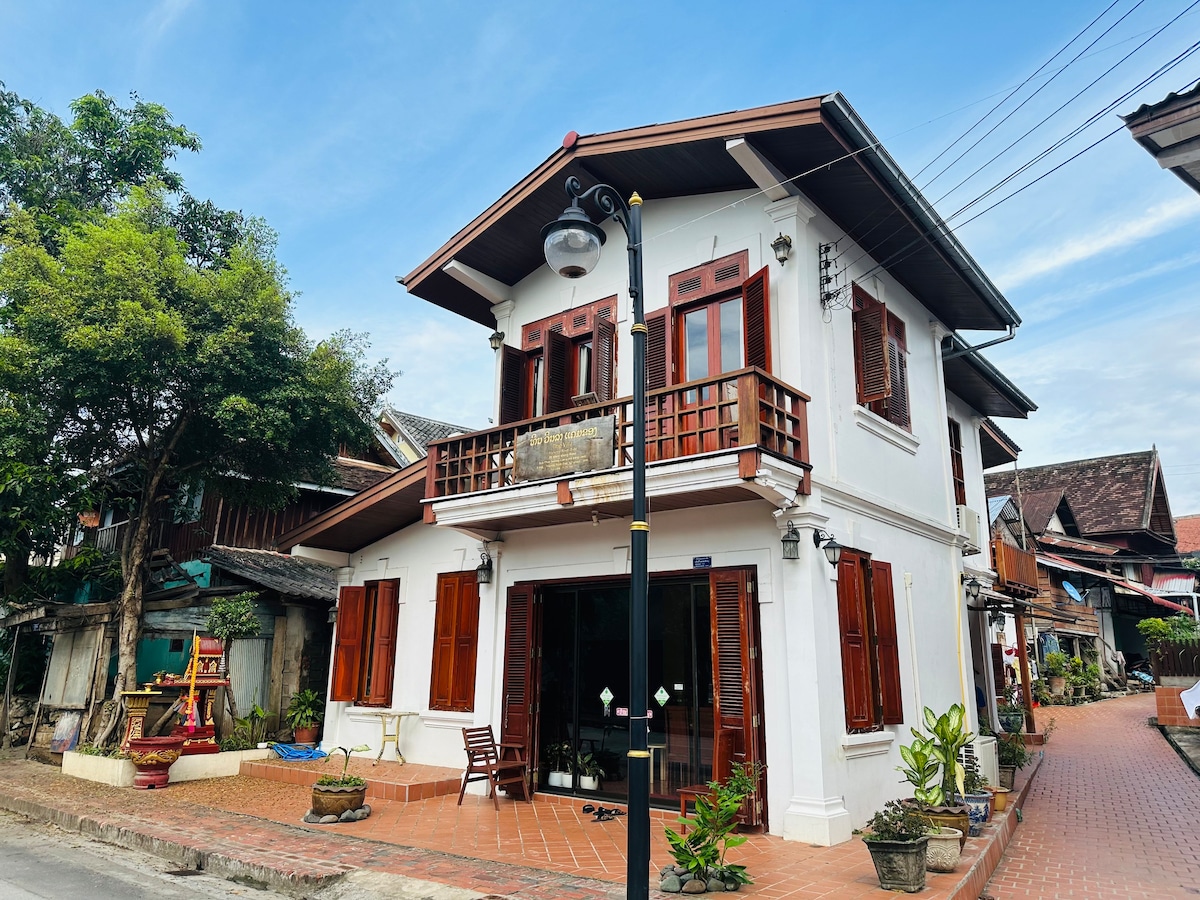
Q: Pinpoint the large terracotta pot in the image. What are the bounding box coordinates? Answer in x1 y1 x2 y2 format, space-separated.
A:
311 782 367 817
293 724 320 744
127 735 185 789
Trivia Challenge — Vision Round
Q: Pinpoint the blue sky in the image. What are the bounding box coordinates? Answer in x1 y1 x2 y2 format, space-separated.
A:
4 1 1200 513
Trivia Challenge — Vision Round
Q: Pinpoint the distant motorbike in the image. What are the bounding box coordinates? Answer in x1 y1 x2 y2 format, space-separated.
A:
1127 658 1155 689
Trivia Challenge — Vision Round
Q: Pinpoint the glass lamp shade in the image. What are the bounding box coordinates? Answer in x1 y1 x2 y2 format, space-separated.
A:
541 204 606 278
822 540 843 567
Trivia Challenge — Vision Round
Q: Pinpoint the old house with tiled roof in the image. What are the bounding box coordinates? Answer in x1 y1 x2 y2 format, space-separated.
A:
1175 514 1200 558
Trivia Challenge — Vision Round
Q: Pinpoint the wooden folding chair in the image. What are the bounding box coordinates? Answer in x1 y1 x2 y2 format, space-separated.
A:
457 725 531 809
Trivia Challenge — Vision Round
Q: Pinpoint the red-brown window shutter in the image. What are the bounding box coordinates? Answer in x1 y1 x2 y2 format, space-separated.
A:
499 345 526 425
500 584 537 753
837 554 874 730
853 300 890 405
645 308 672 391
543 329 571 414
451 577 480 710
592 316 616 402
870 561 904 725
742 266 771 372
429 575 458 709
330 586 366 702
364 580 399 706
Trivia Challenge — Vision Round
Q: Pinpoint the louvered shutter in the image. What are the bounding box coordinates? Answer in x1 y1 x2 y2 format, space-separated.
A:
451 576 480 711
542 328 571 415
710 568 766 827
742 266 771 372
365 580 399 706
645 309 672 391
592 316 616 402
500 584 537 760
870 561 903 724
853 300 890 404
330 586 366 702
884 315 910 429
837 554 874 730
499 345 526 425
429 574 459 710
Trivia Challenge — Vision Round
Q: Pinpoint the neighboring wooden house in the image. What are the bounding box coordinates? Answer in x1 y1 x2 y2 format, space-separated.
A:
984 450 1194 677
3 413 467 756
278 94 1037 845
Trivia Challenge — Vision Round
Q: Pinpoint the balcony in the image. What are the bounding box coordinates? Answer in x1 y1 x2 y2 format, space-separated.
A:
425 367 810 531
991 538 1039 598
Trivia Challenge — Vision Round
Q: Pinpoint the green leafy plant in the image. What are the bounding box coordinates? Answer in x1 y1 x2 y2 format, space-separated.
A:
921 704 972 802
1137 614 1199 645
544 741 573 772
663 761 764 885
316 744 371 788
996 733 1030 769
961 753 987 795
862 799 929 843
285 689 323 731
897 733 944 808
576 751 604 779
1043 651 1067 677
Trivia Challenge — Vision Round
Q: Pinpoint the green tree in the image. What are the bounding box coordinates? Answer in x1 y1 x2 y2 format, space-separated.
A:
206 591 262 723
0 191 393 712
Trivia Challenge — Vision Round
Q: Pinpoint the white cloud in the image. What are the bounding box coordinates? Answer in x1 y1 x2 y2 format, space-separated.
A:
140 0 192 45
996 195 1200 289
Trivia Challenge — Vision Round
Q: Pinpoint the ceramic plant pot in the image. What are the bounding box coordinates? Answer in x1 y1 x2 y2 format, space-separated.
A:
957 792 992 836
293 724 320 745
311 783 367 817
998 765 1016 790
919 804 970 849
127 735 185 789
865 837 928 893
989 786 1011 812
547 770 568 788
925 826 963 873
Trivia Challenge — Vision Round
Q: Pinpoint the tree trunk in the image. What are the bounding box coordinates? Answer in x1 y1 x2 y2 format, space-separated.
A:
2 545 30 599
223 637 240 724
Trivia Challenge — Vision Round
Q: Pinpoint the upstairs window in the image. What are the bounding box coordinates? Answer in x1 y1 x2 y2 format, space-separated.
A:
330 580 399 707
853 285 910 431
645 251 771 391
498 298 616 424
836 551 903 732
948 419 967 506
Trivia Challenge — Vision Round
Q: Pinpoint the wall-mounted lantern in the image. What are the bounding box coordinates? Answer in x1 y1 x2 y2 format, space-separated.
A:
770 232 793 266
476 548 494 585
812 528 843 567
781 521 802 559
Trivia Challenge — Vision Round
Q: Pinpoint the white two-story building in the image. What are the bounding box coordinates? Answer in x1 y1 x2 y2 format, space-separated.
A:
281 93 1036 845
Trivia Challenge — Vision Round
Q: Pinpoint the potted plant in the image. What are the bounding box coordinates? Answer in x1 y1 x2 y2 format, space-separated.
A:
577 751 603 791
1043 651 1067 696
311 744 371 818
861 799 929 893
544 741 572 788
923 820 963 874
996 731 1030 790
286 688 323 744
915 704 971 844
896 735 962 872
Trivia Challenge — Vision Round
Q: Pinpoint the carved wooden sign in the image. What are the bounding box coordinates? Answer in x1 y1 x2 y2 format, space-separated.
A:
513 416 616 482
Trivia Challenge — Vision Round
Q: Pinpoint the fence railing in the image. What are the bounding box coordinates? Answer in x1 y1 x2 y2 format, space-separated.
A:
991 539 1039 597
1152 638 1200 680
425 367 810 500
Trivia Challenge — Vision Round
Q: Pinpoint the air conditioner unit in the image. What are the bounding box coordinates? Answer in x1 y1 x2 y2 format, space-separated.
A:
957 504 982 555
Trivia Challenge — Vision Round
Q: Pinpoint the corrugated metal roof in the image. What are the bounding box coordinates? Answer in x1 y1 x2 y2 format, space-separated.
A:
1151 571 1196 593
988 495 1012 525
1037 552 1190 613
203 546 337 602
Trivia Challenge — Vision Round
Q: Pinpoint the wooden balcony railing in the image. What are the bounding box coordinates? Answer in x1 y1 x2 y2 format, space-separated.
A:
95 521 129 554
426 367 810 500
991 538 1039 597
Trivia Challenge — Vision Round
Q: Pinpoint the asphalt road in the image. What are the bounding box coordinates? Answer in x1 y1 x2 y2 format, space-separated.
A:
0 809 290 899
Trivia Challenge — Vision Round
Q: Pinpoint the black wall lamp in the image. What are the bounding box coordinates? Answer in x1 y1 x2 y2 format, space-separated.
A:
476 546 494 584
770 232 792 266
812 528 843 566
488 330 505 350
781 521 802 559
962 575 982 601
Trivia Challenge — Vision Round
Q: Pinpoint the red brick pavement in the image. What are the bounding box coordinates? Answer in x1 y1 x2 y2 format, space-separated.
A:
984 693 1200 900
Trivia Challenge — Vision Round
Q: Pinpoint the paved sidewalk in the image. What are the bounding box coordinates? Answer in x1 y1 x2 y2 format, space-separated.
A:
984 693 1200 899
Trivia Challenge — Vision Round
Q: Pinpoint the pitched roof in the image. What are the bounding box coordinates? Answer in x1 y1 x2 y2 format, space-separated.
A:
388 409 470 450
328 458 400 492
1019 488 1068 535
399 93 1020 335
983 450 1171 539
203 546 337 601
1123 80 1200 195
1175 514 1200 553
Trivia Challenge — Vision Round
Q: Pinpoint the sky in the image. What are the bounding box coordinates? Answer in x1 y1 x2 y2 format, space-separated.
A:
4 1 1200 513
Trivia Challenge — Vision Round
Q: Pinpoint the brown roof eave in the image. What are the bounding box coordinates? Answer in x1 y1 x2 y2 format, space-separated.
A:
398 98 826 311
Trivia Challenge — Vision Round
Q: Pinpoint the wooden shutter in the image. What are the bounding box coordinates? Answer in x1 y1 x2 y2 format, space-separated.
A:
870 561 903 725
837 553 874 730
451 576 480 711
710 568 766 827
429 574 459 710
645 308 672 391
500 584 538 761
853 298 890 405
592 316 616 402
330 585 366 702
742 266 771 372
884 315 910 429
543 328 571 415
365 580 399 707
499 345 526 425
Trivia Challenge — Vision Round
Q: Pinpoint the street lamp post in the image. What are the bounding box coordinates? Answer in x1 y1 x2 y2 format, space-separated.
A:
542 175 650 900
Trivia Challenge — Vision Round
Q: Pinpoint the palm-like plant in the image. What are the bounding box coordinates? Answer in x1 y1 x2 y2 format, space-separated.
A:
897 733 944 808
922 704 972 801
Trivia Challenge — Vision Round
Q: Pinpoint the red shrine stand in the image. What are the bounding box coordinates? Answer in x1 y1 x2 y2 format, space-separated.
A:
158 637 230 755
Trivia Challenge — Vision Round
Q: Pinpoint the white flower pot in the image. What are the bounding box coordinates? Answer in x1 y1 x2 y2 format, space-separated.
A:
548 770 568 788
579 775 600 791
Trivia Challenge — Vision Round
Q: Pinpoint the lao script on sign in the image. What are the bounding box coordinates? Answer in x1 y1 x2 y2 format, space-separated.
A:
513 416 616 482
